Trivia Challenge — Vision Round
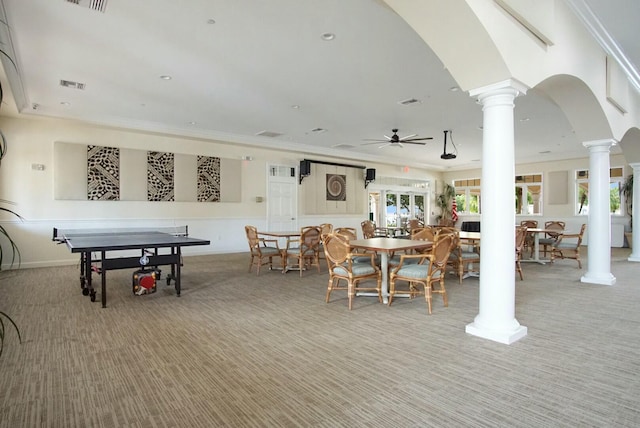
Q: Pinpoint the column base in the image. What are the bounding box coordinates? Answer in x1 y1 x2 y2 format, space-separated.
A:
628 253 640 262
581 272 616 285
465 322 527 345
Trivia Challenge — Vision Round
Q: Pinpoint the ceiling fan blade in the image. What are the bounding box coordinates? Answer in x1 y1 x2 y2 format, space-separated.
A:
402 136 433 142
399 133 417 140
378 143 392 149
402 141 428 145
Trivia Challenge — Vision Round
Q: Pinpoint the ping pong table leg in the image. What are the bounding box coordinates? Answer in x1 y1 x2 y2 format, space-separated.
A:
175 247 181 297
100 250 107 307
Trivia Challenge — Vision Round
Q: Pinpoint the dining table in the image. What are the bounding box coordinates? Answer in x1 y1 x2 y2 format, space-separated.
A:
348 237 433 303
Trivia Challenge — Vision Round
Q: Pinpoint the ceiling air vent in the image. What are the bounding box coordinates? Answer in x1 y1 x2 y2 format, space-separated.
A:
60 79 86 90
398 98 421 106
65 0 108 13
256 130 283 138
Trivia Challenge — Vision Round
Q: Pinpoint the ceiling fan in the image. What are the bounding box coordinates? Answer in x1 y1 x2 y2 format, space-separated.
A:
440 130 457 159
362 128 433 148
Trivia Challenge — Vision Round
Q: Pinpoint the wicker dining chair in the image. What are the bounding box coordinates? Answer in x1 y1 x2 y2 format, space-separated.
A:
515 225 528 280
323 232 382 310
538 221 566 257
244 225 284 275
285 226 322 276
550 224 587 268
520 220 538 257
388 231 455 314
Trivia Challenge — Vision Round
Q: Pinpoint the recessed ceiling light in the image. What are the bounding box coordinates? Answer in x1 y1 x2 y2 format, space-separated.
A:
291 105 300 109
207 18 216 24
188 121 197 125
477 125 483 130
60 101 70 106
520 117 530 122
160 75 172 80
321 33 335 41
449 86 460 92
539 150 551 154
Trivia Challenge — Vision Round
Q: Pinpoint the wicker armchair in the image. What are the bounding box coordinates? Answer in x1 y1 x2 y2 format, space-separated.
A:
323 232 382 310
520 220 538 257
388 231 455 314
285 226 322 276
551 224 587 268
515 225 528 280
538 221 566 257
245 225 284 275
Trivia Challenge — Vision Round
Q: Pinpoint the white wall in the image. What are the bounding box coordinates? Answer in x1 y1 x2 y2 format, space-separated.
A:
0 116 439 268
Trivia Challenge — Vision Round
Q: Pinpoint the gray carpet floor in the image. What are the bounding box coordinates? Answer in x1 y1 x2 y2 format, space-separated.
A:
1 247 639 427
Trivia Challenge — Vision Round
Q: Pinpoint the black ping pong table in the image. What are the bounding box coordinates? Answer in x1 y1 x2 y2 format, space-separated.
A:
53 226 210 308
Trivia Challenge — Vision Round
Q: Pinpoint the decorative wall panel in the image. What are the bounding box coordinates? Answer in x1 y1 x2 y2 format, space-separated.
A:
87 145 120 200
53 142 241 202
197 156 221 202
147 151 175 201
326 174 346 201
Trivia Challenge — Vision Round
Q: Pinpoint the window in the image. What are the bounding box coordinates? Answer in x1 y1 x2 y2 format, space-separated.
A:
453 179 481 215
576 167 624 215
515 174 542 215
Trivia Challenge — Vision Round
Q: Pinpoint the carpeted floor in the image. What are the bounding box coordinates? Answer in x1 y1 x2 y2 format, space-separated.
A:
1 248 639 427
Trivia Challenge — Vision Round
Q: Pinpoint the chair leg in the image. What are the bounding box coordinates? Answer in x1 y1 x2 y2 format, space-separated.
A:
388 278 395 306
348 282 354 310
423 285 432 314
325 277 334 303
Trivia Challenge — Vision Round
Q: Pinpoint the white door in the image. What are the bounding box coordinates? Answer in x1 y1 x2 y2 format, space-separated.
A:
267 165 297 231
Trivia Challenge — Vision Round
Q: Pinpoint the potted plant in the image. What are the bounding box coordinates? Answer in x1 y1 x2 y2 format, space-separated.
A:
622 173 633 248
435 183 456 225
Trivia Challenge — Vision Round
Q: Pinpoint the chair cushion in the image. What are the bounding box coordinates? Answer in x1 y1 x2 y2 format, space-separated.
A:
395 263 440 279
334 264 376 276
260 246 280 255
555 242 577 249
460 251 480 260
352 255 377 264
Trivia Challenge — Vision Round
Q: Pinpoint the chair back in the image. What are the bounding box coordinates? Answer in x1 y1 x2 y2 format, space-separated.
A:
407 219 423 231
322 233 351 266
411 226 436 242
319 223 333 236
573 223 587 246
430 232 456 273
245 225 260 253
361 220 377 238
299 226 322 255
544 221 566 239
515 225 527 257
334 227 357 240
520 220 538 229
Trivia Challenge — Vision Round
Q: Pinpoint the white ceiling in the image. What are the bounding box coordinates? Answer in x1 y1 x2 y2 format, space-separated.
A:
0 0 636 171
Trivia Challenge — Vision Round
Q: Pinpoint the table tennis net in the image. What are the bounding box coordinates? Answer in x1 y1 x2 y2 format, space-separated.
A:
53 225 189 241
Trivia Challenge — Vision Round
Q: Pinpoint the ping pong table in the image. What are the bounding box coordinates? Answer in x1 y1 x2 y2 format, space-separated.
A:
53 226 210 308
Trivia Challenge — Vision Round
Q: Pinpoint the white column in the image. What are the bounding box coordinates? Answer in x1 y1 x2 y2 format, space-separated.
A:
628 162 640 261
581 140 616 285
466 79 528 345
